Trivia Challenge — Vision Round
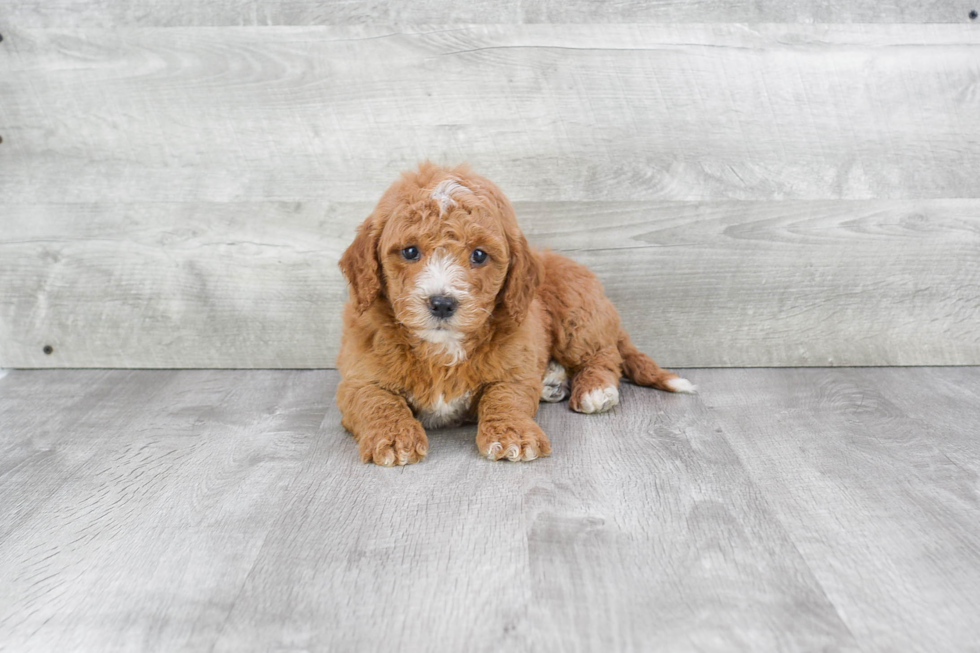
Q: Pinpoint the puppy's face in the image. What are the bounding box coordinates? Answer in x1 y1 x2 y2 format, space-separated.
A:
340 165 540 361
380 183 508 350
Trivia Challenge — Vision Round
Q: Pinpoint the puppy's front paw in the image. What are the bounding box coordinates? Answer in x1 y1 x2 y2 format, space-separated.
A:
477 418 552 462
359 420 429 466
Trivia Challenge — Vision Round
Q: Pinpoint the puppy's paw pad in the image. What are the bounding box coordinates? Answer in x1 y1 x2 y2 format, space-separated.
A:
574 386 620 414
666 378 697 394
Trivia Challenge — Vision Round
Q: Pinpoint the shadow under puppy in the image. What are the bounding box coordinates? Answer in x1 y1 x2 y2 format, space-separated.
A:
337 162 695 465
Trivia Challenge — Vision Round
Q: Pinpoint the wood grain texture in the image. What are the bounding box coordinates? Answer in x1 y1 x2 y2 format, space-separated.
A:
0 369 331 651
2 25 979 204
1 0 973 27
522 1 978 25
2 23 978 368
704 367 980 653
212 382 860 653
1 199 978 368
3 368 979 651
520 382 858 652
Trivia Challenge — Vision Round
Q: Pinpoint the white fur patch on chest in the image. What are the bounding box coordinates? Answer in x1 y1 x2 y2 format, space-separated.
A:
418 329 467 365
408 392 474 429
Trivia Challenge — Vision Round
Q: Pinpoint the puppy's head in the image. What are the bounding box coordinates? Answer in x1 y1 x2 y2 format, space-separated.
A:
340 162 540 359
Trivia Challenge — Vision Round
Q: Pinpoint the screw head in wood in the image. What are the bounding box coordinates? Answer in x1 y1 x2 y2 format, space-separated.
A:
43 345 54 355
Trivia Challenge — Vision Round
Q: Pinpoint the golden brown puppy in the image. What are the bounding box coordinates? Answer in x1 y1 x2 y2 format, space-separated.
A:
337 162 695 466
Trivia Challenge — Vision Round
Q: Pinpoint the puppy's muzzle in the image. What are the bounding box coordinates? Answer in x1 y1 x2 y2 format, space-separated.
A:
428 295 458 320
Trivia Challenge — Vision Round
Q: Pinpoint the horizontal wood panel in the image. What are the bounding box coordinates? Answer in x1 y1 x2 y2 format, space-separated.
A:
1 25 979 203
1 1 973 27
2 23 977 367
2 199 977 368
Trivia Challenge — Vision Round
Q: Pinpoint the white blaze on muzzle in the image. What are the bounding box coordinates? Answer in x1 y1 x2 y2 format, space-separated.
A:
414 251 469 304
412 250 470 364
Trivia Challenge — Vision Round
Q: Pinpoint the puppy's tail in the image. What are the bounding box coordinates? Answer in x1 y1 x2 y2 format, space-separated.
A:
617 330 697 394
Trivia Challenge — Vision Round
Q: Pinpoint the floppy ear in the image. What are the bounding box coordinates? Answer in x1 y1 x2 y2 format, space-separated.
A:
339 215 383 315
500 227 543 325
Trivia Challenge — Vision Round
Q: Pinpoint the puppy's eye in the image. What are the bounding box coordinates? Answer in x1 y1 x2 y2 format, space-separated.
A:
470 249 489 265
401 246 421 261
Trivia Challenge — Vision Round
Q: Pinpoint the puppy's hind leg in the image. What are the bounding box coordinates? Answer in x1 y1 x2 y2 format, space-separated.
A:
568 346 622 414
540 360 570 403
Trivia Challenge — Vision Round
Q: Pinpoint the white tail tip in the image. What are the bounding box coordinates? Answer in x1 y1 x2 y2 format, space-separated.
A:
666 378 697 394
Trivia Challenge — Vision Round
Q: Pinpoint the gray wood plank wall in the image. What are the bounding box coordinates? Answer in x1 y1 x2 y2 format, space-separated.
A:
5 1 979 27
1 10 978 368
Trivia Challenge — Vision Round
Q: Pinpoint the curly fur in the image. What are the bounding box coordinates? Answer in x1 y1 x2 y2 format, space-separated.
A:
337 162 694 466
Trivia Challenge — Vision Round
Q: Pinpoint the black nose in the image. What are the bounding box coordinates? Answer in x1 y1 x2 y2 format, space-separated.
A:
428 295 458 319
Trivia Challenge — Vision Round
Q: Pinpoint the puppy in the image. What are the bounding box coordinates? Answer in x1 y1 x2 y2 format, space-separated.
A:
337 162 695 465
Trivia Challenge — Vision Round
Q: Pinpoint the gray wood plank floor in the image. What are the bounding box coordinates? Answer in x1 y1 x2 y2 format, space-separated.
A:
1 368 978 652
